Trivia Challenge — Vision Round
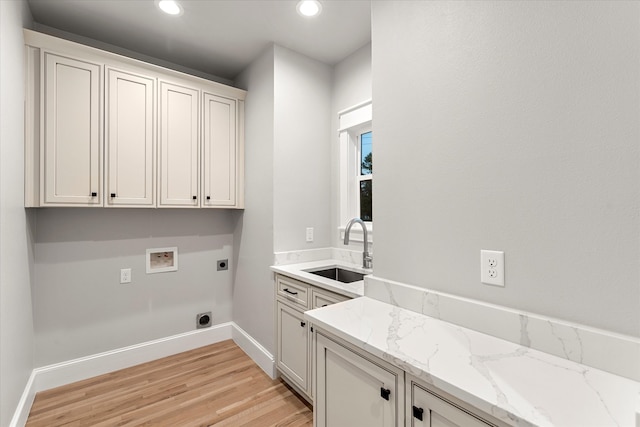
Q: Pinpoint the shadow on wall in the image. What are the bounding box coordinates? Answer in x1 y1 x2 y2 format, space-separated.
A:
33 208 239 243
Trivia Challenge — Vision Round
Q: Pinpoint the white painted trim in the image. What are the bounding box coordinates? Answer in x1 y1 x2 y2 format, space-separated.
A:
33 323 233 393
232 323 276 379
9 371 36 427
336 98 373 123
9 322 274 426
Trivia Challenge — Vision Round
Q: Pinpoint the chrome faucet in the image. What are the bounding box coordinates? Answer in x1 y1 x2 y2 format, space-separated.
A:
344 218 372 269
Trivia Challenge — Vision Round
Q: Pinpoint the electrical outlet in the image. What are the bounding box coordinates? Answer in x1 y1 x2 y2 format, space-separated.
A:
196 312 212 329
306 227 314 242
120 268 132 284
481 250 504 287
217 259 228 271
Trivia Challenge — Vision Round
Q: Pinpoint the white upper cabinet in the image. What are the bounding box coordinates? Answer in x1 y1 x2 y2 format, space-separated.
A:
24 29 245 209
202 93 236 207
42 52 102 206
158 80 200 208
105 68 155 207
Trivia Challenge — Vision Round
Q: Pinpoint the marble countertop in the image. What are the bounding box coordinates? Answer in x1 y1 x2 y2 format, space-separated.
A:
270 259 369 298
305 296 639 427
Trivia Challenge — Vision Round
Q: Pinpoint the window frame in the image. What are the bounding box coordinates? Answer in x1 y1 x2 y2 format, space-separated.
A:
338 100 373 243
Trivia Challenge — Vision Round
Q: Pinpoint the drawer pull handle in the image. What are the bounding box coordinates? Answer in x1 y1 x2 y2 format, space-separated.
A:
321 304 328 307
300 321 306 327
283 288 298 295
380 387 391 401
412 406 424 421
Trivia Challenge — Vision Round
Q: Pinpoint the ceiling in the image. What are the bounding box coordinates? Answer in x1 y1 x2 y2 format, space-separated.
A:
26 0 372 81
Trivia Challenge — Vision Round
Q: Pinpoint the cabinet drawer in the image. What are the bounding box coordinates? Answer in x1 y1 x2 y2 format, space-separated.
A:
276 276 309 308
407 375 508 427
312 288 349 309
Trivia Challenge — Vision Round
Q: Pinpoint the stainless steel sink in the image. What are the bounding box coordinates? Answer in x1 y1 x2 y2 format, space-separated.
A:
306 267 365 283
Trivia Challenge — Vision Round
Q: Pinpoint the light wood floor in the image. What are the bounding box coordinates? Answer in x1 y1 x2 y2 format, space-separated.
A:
26 340 313 427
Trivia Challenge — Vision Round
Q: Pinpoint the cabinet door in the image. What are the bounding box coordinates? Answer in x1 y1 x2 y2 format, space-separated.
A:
43 52 102 205
158 80 199 207
105 68 155 207
315 332 403 427
409 380 495 427
202 93 236 207
276 301 309 393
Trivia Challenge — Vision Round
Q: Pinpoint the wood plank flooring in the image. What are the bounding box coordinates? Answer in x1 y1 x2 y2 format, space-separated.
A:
26 340 313 427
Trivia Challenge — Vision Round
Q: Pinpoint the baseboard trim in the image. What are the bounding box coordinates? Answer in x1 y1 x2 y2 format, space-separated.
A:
9 371 36 427
33 323 234 393
232 323 276 379
10 322 274 426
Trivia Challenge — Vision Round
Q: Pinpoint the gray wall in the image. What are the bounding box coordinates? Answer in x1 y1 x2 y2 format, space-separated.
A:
0 0 35 424
233 45 333 354
233 47 276 354
330 43 372 248
371 1 639 336
273 45 332 252
33 209 236 365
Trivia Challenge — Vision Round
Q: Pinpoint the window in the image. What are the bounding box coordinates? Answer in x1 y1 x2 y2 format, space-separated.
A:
338 100 372 241
358 130 372 221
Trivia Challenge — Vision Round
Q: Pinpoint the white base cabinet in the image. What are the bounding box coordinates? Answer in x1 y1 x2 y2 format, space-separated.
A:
312 329 511 427
277 300 310 392
407 375 507 427
274 274 349 402
315 332 404 427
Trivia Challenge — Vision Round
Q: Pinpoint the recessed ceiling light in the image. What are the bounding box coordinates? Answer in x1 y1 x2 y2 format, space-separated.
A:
157 0 183 16
296 0 322 17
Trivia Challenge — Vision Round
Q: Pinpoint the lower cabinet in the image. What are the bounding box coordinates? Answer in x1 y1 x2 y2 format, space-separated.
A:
407 375 507 427
314 331 511 427
276 301 309 392
315 332 404 427
274 274 349 402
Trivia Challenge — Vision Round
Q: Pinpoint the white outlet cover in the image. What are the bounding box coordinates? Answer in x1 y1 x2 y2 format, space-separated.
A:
481 250 504 287
120 268 132 284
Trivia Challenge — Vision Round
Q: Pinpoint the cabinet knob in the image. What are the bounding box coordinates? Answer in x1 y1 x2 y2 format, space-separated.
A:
300 321 306 327
91 192 97 197
206 196 211 200
412 406 424 421
192 196 197 200
110 193 116 198
380 387 391 401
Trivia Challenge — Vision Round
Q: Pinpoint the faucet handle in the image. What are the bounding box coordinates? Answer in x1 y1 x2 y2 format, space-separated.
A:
363 252 373 269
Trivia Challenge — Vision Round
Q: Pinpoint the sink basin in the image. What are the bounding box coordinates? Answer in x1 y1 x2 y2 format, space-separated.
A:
306 267 365 283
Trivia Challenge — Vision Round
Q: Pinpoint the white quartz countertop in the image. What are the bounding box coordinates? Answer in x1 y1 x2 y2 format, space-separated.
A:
270 259 369 298
304 296 639 427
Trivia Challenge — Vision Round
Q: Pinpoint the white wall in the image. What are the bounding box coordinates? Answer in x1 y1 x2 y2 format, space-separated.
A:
273 46 332 252
330 43 372 248
33 209 236 365
233 47 276 354
0 0 35 424
371 1 639 336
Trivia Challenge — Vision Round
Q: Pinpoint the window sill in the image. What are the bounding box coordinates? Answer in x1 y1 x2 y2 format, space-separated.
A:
338 224 373 244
